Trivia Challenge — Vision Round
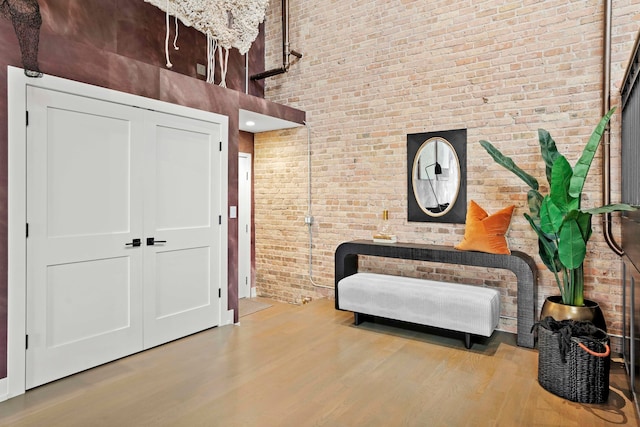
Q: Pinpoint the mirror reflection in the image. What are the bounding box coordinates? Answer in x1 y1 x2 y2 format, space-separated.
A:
412 138 460 216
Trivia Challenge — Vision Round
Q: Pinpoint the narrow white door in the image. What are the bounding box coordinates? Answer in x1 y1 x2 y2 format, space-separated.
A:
26 87 145 389
238 153 252 299
142 111 222 349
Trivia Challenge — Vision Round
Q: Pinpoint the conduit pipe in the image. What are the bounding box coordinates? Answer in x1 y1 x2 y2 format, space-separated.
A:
602 0 625 256
250 0 302 81
305 121 333 290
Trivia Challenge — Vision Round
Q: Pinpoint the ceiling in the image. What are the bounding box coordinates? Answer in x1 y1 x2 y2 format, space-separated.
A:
239 109 304 133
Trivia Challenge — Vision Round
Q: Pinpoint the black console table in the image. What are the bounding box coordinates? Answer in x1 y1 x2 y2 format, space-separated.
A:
335 240 538 348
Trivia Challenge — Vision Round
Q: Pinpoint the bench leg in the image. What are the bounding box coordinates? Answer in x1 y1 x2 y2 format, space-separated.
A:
354 312 365 325
464 333 472 349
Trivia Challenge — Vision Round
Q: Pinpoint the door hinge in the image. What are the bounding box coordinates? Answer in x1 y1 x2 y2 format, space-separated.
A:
25 334 29 350
26 223 29 238
218 288 221 298
26 110 29 126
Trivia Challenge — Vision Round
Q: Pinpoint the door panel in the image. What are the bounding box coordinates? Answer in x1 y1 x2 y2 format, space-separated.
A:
46 257 132 347
46 107 132 237
155 125 212 230
26 87 145 389
154 247 212 319
143 111 221 349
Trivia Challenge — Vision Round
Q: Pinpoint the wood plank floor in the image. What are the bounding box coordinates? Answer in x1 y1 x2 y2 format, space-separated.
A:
0 298 638 426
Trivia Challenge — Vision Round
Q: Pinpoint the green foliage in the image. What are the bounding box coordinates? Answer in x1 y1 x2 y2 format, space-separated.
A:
479 140 539 190
569 108 616 198
480 107 637 306
538 129 560 186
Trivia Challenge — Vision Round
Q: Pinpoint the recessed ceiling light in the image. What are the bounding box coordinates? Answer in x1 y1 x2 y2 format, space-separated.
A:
246 120 255 127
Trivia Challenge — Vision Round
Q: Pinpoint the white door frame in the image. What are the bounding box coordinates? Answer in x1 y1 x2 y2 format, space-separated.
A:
5 66 231 400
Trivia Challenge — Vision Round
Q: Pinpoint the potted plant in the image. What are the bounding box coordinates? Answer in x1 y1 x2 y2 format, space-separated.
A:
479 107 636 327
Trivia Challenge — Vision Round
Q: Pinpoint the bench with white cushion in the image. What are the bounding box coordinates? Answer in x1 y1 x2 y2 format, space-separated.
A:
334 240 538 348
337 272 500 348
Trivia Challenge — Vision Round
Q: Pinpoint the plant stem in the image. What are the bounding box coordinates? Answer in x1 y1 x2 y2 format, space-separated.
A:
552 269 562 296
562 268 570 305
572 264 584 306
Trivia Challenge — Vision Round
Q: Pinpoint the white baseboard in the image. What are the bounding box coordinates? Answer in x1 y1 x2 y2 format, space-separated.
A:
222 309 235 326
251 287 257 298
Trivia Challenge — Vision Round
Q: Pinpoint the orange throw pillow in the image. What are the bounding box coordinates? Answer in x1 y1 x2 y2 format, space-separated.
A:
455 200 515 255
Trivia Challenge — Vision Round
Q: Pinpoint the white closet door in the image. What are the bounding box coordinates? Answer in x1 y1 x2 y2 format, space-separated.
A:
142 111 222 349
25 87 145 389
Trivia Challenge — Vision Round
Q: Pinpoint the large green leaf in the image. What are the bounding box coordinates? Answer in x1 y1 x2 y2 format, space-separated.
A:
525 212 564 293
479 140 539 190
540 196 564 234
527 189 543 219
524 213 560 272
538 129 561 187
538 238 562 281
558 219 587 269
565 210 593 242
584 203 637 215
549 155 578 211
575 211 592 243
568 107 616 198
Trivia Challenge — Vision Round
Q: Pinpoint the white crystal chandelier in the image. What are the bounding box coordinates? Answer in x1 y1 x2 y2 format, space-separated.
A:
145 0 269 87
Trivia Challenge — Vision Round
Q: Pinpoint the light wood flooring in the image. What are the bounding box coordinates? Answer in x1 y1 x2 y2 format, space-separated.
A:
0 298 638 426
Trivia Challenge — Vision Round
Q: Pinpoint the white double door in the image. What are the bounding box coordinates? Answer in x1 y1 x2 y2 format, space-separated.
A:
25 87 223 389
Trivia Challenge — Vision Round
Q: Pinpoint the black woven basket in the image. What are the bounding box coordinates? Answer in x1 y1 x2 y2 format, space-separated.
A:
537 319 610 404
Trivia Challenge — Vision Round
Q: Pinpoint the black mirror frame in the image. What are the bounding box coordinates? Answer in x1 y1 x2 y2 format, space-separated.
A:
407 129 467 223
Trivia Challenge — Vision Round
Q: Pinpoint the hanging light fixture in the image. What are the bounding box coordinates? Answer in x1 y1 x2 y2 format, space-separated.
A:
145 0 269 87
0 0 42 77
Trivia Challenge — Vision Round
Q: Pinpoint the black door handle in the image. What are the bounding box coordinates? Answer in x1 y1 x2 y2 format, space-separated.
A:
125 238 141 247
147 237 167 246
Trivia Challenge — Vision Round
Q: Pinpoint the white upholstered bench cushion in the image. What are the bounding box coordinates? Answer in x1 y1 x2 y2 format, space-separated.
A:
338 272 500 337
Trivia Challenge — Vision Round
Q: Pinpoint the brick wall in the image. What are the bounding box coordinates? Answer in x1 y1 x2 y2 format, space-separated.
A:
255 0 640 345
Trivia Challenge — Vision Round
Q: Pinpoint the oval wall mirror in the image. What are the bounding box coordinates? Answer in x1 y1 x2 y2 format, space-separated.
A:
412 138 460 217
407 129 467 223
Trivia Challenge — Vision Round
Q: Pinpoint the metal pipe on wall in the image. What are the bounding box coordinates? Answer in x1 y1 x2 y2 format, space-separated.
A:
282 0 290 68
250 0 302 81
602 0 625 256
305 121 333 290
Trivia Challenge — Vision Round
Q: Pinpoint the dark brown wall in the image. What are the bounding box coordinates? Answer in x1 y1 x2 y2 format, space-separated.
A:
239 131 254 154
0 0 279 379
35 0 265 95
